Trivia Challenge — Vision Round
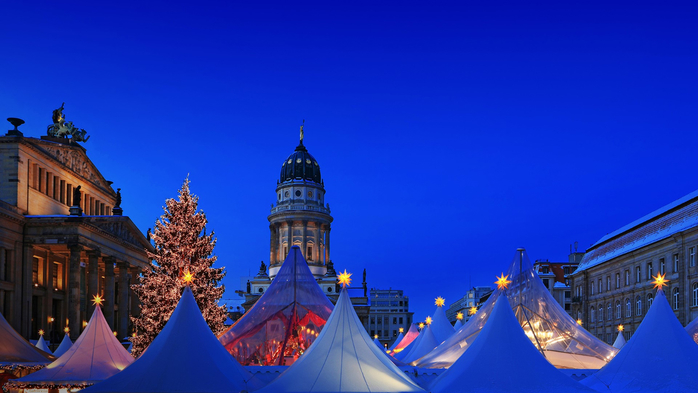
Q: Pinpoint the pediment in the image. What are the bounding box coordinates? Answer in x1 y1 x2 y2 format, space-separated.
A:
32 140 111 191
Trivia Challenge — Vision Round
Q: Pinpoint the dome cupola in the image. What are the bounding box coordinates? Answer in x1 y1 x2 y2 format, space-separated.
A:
279 123 322 184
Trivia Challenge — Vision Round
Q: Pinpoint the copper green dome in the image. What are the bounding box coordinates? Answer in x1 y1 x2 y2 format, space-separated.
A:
279 143 322 184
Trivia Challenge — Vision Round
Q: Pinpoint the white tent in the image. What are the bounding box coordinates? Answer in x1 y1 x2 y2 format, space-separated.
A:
81 286 261 393
453 319 463 331
430 291 595 393
35 335 52 355
582 289 698 392
7 304 133 390
612 331 626 350
388 331 404 352
429 304 455 345
390 324 419 356
373 337 383 349
401 325 438 365
52 333 73 358
0 311 53 371
255 285 425 393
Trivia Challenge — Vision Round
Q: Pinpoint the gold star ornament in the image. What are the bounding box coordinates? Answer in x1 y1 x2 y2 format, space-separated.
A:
456 312 464 320
399 327 404 333
38 329 45 336
92 294 104 306
435 297 445 307
576 319 583 325
64 327 70 333
337 269 352 288
374 334 378 339
182 269 194 284
469 306 478 315
425 316 432 325
617 324 624 332
652 273 669 290
495 273 511 290
418 322 425 329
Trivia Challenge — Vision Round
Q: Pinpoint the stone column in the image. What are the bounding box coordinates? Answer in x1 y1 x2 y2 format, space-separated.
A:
314 223 321 264
130 266 140 319
117 261 130 338
87 250 100 317
302 220 308 261
269 225 276 265
275 223 282 263
21 244 34 338
103 257 115 329
0 246 5 281
67 244 82 340
45 251 54 340
286 221 293 255
326 227 331 263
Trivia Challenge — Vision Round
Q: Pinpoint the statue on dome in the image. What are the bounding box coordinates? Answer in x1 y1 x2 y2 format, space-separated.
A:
299 120 305 145
47 103 90 142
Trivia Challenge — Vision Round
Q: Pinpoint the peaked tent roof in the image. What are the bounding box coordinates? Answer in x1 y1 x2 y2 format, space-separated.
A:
53 334 73 358
82 287 260 393
219 246 334 365
429 305 455 345
394 326 426 362
388 332 404 352
453 319 463 331
7 305 133 390
582 289 698 392
685 315 698 344
255 286 425 393
390 324 419 355
612 331 626 349
0 311 53 370
401 325 438 365
35 336 52 354
373 337 383 349
430 291 595 393
416 249 617 369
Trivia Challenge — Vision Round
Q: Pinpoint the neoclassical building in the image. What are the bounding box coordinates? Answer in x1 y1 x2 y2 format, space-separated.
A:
0 116 151 343
571 189 698 344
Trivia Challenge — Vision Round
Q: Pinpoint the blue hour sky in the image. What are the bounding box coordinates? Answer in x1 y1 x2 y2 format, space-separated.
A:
2 1 697 321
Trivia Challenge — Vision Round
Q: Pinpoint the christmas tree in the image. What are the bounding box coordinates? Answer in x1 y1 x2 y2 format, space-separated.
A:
130 178 227 357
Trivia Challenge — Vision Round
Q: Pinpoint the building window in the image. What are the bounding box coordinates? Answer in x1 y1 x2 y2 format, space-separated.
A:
625 298 631 318
542 266 549 274
673 288 680 310
393 330 397 337
393 317 397 324
591 281 595 295
647 293 654 309
660 258 666 274
598 279 603 293
636 266 641 283
370 317 375 324
53 262 63 290
370 330 375 337
307 246 313 261
66 184 73 206
647 262 653 281
615 300 621 319
399 317 403 324
691 247 696 267
607 303 612 321
616 273 620 289
674 254 680 272
693 283 698 307
543 278 549 288
636 296 642 316
598 305 603 322
606 277 611 291
32 257 40 285
590 306 595 323
564 266 570 275
625 270 629 286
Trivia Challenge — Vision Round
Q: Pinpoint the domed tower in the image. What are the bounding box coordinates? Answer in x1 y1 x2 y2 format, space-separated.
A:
268 127 333 280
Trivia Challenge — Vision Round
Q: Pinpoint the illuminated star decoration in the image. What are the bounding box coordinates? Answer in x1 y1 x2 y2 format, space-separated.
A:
418 322 425 329
435 297 445 307
399 327 404 333
337 269 352 288
92 294 104 306
457 312 464 320
374 334 379 339
617 324 624 332
425 316 433 325
64 327 70 333
576 319 583 325
469 306 478 315
495 273 511 290
182 269 194 285
113 331 118 336
652 272 669 290
38 329 45 336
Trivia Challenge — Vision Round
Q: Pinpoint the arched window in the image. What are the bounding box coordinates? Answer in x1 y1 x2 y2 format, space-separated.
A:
607 303 612 321
598 304 603 322
615 300 621 319
625 298 631 318
693 282 698 307
636 296 642 316
590 306 596 323
647 293 654 309
673 287 680 310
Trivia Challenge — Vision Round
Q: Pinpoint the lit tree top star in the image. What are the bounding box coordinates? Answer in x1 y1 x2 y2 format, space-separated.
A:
435 297 445 307
337 269 352 288
652 273 669 290
495 273 511 290
457 312 464 320
92 294 104 306
469 306 478 315
425 316 432 325
617 324 624 332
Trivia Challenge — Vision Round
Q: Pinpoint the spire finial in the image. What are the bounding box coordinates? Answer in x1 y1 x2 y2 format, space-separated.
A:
300 119 305 145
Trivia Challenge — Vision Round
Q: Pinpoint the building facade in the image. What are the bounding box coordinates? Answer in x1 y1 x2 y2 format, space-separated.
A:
446 286 492 323
571 190 698 344
365 288 413 348
0 117 151 343
533 249 583 317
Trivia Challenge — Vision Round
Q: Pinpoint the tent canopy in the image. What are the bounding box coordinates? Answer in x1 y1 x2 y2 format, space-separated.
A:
417 249 617 369
81 286 260 393
7 305 133 389
219 246 334 366
390 324 419 355
685 315 698 344
401 325 438 365
0 311 53 371
255 286 425 393
429 304 455 345
53 334 73 358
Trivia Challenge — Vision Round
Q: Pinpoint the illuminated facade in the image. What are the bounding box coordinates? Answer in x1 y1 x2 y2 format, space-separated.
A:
365 288 413 348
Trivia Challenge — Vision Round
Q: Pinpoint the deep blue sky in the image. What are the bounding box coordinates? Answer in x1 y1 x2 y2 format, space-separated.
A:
2 1 697 321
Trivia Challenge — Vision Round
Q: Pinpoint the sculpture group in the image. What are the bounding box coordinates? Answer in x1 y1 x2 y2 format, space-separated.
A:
47 103 90 142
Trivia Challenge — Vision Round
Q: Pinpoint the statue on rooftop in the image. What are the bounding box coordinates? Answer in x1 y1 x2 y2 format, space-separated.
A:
115 188 122 207
73 185 82 207
47 103 90 142
259 260 267 275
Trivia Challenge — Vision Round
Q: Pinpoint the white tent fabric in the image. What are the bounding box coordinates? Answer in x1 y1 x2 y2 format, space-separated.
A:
35 336 52 354
373 337 383 349
388 332 404 352
429 305 455 345
612 331 626 349
82 286 261 393
7 305 133 390
255 286 425 393
453 319 463 331
401 325 438 365
390 324 419 356
0 311 53 371
394 327 424 362
417 249 616 369
430 291 595 393
582 289 698 392
53 334 73 358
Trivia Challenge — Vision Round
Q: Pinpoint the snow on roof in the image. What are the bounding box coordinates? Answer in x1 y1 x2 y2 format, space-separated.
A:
577 190 698 273
582 289 698 392
429 292 595 393
553 282 569 289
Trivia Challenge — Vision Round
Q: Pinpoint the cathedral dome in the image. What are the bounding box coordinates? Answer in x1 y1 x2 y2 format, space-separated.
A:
279 143 322 184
